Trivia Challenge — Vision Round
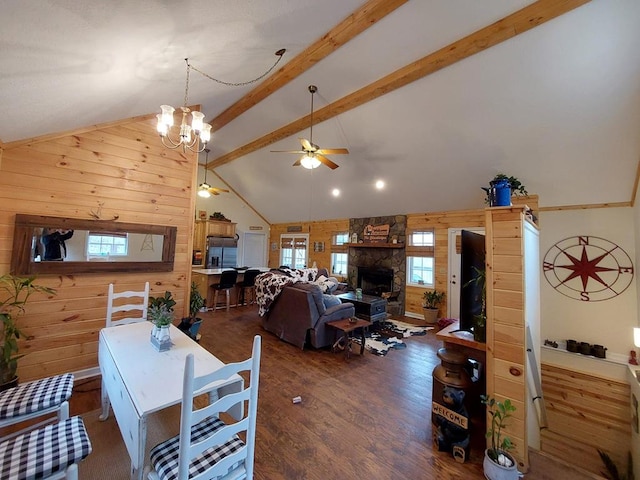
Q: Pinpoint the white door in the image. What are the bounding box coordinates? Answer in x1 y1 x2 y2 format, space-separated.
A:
242 233 266 267
447 227 484 319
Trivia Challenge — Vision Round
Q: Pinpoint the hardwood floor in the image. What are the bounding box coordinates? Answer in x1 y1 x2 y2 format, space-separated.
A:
69 305 600 479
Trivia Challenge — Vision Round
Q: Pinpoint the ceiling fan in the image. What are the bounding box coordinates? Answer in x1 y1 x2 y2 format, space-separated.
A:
271 85 349 170
198 149 229 198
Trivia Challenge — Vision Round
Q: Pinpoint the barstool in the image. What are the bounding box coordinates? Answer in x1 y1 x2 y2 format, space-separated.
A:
236 269 261 306
210 270 238 312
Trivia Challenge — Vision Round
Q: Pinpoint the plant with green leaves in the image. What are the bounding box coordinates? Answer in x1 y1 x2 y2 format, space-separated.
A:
483 174 528 204
189 282 205 320
464 265 487 342
148 304 173 327
422 289 445 309
0 274 56 385
481 394 516 463
149 291 176 313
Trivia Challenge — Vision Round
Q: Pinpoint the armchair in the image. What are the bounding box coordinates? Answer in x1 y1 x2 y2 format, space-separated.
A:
261 282 355 349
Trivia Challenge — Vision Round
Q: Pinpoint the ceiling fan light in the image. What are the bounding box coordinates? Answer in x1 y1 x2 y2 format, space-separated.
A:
301 154 321 169
198 183 211 198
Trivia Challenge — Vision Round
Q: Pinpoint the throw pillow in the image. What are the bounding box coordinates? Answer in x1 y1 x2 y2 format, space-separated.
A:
322 294 342 309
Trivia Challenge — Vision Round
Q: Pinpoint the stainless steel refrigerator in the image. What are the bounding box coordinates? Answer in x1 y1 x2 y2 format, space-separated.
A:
206 236 238 268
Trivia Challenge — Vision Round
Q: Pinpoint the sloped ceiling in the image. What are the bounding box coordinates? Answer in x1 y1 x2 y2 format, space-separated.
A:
2 0 639 223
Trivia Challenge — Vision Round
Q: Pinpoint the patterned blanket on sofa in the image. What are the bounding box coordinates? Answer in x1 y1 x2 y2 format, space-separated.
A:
255 268 319 316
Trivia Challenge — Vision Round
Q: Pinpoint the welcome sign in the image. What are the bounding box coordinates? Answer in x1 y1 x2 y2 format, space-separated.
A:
363 224 390 243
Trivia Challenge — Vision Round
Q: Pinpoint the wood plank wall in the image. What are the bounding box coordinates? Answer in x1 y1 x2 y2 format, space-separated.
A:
267 219 349 276
485 207 530 470
541 363 631 476
267 196 538 317
0 116 197 382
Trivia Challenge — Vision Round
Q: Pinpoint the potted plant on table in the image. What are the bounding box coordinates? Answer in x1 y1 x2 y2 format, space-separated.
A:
422 289 445 325
148 291 175 351
464 265 487 343
0 274 56 390
481 394 519 480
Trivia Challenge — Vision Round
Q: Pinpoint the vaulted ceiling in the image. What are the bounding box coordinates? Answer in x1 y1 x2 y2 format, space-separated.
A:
2 0 639 223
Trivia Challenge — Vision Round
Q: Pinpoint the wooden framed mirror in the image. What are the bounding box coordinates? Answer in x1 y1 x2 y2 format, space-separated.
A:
11 214 177 275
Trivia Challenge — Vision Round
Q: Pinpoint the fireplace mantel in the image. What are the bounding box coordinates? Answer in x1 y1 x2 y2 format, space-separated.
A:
346 242 404 249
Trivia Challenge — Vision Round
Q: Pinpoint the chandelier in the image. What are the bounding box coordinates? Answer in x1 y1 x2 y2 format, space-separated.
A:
157 51 286 153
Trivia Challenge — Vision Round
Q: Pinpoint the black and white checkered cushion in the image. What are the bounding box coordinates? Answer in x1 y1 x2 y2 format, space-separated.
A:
0 416 92 480
150 416 245 480
0 373 74 419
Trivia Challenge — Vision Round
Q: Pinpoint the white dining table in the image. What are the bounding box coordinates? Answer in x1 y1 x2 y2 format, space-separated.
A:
98 321 243 480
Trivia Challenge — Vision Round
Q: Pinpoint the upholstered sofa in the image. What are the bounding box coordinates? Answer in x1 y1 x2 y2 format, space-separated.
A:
259 270 355 349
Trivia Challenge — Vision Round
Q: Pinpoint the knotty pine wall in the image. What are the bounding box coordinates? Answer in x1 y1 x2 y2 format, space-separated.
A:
267 219 349 277
0 114 197 382
267 196 538 317
541 363 630 475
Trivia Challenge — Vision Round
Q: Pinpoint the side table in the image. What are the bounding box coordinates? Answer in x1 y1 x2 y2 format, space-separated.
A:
327 318 372 359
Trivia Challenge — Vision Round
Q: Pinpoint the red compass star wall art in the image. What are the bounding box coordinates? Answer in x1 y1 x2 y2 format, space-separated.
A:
543 236 634 301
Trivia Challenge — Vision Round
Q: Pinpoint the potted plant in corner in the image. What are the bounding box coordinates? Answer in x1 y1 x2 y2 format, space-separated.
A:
0 274 56 390
422 289 445 325
481 394 519 480
178 282 205 338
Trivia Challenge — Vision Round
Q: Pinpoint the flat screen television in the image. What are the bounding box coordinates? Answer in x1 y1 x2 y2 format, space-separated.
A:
459 230 486 334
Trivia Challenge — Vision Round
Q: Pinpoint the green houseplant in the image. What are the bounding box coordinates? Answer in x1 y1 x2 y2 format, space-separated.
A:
464 265 486 342
179 282 205 334
422 289 445 325
483 174 528 206
0 274 56 388
481 394 518 480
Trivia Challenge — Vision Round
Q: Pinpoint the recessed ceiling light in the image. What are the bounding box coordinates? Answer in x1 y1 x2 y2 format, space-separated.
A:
375 180 385 190
332 188 341 197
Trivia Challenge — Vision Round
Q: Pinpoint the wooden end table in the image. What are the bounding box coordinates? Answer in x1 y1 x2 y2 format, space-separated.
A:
327 318 372 359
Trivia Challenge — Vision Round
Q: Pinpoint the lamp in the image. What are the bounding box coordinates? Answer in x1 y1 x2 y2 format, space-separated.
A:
300 153 321 170
157 60 212 153
158 51 286 154
198 149 212 198
634 327 640 348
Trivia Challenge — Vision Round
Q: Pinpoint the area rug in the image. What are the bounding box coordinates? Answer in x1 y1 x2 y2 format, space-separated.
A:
350 319 433 356
380 319 434 337
350 331 406 356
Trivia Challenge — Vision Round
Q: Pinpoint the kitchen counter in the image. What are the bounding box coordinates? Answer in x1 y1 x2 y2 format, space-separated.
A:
192 267 270 308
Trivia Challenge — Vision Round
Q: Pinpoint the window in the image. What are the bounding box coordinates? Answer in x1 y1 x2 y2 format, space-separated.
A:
406 229 435 288
333 232 349 246
87 232 128 257
331 253 348 276
407 256 434 286
330 231 348 277
280 235 308 268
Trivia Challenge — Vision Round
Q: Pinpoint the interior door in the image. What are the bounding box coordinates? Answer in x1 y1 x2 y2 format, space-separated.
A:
447 227 484 319
242 232 266 267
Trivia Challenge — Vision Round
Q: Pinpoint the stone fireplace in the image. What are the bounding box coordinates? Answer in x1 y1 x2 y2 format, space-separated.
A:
348 215 406 315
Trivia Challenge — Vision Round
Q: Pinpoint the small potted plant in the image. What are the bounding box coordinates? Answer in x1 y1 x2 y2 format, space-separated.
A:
179 283 205 335
0 275 56 390
464 265 487 343
148 291 175 351
481 394 519 480
483 174 528 206
422 289 445 325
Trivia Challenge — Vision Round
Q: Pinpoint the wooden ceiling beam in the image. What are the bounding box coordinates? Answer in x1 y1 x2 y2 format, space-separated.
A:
209 0 408 132
209 0 591 169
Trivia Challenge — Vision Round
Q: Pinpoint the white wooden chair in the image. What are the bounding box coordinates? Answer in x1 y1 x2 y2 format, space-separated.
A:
106 282 150 328
148 335 262 480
